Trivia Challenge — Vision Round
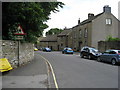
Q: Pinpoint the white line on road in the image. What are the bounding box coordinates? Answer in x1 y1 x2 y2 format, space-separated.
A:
40 55 59 90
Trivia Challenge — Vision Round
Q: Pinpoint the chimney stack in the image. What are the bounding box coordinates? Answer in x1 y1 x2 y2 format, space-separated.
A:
103 5 111 13
78 18 80 25
88 13 94 19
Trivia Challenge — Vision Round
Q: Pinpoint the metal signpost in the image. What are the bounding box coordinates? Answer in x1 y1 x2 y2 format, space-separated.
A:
14 24 26 67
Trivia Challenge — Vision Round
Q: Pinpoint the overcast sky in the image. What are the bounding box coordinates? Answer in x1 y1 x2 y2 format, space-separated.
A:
43 0 120 36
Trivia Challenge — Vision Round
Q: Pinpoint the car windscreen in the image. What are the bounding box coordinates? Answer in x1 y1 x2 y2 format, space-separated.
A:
67 48 72 51
46 48 50 50
91 48 98 53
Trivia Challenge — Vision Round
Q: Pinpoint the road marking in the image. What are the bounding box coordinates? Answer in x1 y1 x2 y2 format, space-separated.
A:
40 55 59 90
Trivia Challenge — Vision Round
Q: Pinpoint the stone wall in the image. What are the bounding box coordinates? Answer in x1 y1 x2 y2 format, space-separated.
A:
98 41 120 52
1 40 34 68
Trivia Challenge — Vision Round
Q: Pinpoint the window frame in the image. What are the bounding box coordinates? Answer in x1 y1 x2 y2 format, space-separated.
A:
106 18 112 25
79 29 82 38
84 28 88 38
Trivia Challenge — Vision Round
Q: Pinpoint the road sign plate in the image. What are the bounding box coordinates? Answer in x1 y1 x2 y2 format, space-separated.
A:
15 36 24 40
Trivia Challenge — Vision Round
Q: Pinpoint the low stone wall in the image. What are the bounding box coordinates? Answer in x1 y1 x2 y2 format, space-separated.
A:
98 41 120 52
1 40 34 68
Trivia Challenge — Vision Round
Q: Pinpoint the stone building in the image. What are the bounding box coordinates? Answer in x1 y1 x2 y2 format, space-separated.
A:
39 5 120 51
39 35 58 51
57 28 73 51
72 5 120 51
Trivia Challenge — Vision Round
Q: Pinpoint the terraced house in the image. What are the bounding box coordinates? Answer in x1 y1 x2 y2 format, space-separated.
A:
39 5 120 51
71 5 120 51
57 28 73 51
39 35 58 51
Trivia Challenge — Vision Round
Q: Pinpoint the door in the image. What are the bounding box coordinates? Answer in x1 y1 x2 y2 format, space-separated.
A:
78 42 82 51
58 45 60 51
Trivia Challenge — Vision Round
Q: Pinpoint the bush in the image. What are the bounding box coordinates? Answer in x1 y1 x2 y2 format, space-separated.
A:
106 35 120 41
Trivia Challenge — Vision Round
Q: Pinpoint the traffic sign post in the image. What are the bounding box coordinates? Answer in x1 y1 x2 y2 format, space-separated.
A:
14 24 26 67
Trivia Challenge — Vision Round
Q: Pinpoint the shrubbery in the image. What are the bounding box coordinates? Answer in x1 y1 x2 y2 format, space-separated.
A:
106 35 120 41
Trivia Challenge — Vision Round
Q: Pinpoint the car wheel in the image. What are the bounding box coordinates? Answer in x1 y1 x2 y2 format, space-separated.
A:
111 59 116 65
88 55 92 60
80 53 84 58
97 57 101 62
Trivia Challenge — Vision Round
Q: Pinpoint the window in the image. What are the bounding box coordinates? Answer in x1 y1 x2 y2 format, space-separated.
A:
74 31 76 38
106 18 112 25
109 51 116 54
79 30 82 38
118 51 120 53
104 50 111 53
84 28 88 38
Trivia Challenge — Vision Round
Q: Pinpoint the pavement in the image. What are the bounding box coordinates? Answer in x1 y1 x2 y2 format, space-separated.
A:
2 51 49 89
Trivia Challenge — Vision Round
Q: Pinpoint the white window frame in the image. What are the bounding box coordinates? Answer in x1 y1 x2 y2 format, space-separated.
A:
106 18 112 25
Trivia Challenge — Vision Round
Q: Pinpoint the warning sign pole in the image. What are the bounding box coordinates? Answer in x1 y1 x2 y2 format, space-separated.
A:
14 24 26 67
18 40 20 67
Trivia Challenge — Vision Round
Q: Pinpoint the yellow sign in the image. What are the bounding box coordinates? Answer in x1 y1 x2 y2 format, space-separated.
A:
0 58 13 72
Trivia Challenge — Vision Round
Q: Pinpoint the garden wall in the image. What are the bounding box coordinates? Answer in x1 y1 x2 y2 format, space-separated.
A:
98 41 120 52
0 40 34 68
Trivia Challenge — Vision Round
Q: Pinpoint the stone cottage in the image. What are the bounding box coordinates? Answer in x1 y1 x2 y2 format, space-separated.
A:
57 28 73 51
39 35 58 51
71 5 120 51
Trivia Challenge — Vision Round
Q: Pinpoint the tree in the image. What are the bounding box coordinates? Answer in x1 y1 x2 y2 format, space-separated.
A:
2 2 64 43
46 28 63 35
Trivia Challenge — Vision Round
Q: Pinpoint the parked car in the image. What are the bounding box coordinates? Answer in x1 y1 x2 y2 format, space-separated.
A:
80 46 101 59
34 47 38 51
43 47 51 52
97 49 120 65
62 47 74 54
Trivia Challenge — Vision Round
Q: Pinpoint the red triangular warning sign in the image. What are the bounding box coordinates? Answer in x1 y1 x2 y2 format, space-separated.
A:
14 25 26 35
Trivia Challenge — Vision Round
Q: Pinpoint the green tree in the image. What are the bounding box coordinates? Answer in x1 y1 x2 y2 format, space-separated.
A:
2 2 64 43
46 28 63 35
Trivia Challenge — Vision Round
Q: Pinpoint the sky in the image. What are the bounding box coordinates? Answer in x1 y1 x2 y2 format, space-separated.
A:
43 0 120 36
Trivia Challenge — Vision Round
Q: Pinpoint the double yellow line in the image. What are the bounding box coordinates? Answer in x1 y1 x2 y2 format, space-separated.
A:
40 55 59 90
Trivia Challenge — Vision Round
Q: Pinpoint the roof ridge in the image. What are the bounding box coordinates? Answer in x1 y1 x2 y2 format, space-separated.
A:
80 12 104 25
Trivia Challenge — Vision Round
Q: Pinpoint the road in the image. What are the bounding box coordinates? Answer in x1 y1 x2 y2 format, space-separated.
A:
39 51 118 88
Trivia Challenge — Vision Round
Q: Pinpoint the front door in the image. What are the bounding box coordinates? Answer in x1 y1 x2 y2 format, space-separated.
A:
58 45 60 51
78 42 82 51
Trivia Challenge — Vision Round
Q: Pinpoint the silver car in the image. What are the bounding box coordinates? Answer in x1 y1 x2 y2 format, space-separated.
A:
80 46 101 60
97 49 120 65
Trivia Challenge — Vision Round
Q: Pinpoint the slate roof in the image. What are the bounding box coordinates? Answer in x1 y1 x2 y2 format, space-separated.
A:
57 28 72 37
40 35 57 42
80 12 104 25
